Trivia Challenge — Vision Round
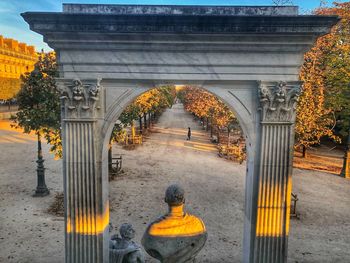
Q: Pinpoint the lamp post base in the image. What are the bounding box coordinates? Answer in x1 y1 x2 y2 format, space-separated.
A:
33 158 50 197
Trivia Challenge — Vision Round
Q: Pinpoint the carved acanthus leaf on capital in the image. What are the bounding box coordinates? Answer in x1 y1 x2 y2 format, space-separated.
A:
258 81 301 123
59 78 102 118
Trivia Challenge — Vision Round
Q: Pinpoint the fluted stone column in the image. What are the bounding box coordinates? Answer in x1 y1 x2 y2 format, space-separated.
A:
253 81 301 263
59 79 109 263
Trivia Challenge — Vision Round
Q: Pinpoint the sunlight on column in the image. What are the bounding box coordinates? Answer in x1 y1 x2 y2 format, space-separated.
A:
256 180 291 237
66 202 110 235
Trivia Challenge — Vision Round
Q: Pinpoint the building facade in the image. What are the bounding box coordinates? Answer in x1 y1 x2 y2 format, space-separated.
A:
0 35 37 100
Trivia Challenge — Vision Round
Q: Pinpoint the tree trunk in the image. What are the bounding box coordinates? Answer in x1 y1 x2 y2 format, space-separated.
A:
38 133 42 159
144 114 147 129
139 116 142 134
131 121 135 143
210 121 213 137
341 124 350 178
227 128 230 146
302 145 307 158
148 112 151 127
206 117 209 131
217 128 220 144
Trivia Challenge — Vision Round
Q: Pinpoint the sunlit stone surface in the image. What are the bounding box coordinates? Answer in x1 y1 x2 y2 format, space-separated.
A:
142 184 207 263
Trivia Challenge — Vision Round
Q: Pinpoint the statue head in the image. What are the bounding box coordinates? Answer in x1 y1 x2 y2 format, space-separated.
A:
120 223 136 240
165 184 185 206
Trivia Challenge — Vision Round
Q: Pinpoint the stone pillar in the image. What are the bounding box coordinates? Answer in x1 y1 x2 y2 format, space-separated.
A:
59 78 109 263
253 81 301 263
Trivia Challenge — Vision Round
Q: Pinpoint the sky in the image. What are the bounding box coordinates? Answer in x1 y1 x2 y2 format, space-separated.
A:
0 0 345 51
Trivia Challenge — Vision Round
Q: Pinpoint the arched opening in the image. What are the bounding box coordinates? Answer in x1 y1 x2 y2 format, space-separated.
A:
101 84 249 261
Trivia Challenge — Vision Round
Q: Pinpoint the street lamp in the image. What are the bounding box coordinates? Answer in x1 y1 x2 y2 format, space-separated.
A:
33 132 50 196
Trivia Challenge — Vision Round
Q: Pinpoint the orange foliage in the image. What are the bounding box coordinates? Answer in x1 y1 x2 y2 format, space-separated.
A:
181 86 235 129
295 2 350 149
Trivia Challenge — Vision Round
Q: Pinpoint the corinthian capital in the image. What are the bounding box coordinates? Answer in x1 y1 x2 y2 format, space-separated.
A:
58 78 102 119
258 81 301 123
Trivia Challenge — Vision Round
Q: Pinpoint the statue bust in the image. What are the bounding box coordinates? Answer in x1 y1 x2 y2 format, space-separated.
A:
109 223 145 263
142 184 207 263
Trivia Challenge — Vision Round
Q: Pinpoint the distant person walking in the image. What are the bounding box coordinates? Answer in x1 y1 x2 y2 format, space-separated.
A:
187 127 191 140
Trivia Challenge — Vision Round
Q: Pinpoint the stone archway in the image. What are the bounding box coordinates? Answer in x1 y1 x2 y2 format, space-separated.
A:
22 4 337 263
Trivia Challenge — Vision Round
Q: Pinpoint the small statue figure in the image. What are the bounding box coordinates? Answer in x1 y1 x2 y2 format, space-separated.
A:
71 79 84 101
142 184 207 263
89 78 101 101
110 223 145 263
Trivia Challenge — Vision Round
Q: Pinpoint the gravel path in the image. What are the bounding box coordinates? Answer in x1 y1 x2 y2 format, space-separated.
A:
0 103 349 262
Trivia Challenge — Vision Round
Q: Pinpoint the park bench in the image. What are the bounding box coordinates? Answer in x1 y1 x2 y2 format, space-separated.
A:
109 155 122 179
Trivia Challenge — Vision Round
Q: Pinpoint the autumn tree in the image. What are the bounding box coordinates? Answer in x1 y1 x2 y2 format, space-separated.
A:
296 2 350 163
11 52 60 196
314 2 350 175
110 85 176 144
180 86 236 142
296 46 339 157
315 2 350 138
296 2 350 159
126 86 175 133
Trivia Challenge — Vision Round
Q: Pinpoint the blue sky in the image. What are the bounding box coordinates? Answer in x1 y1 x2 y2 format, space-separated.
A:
0 0 344 51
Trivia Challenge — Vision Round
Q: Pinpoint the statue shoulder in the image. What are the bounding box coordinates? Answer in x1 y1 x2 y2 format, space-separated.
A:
184 213 206 233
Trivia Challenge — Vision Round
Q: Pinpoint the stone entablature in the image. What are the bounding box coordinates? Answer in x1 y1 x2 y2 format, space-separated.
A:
63 4 298 16
0 35 37 99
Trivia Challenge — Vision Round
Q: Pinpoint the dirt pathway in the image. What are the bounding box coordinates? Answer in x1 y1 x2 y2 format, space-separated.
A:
0 120 64 263
0 104 349 262
110 103 245 262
